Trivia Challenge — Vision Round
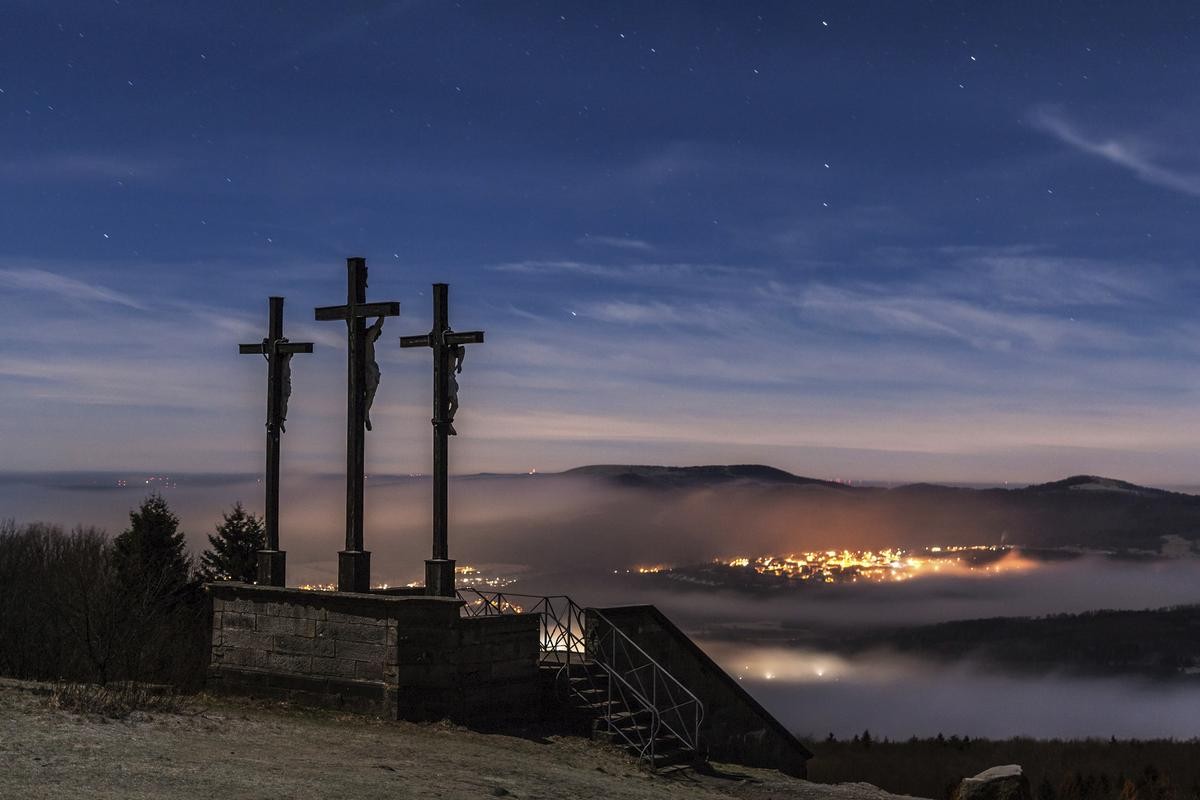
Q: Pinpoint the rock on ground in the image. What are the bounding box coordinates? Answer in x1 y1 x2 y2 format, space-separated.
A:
0 679 930 800
954 765 1032 800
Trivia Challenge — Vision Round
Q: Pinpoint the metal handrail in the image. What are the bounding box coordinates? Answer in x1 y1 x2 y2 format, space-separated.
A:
587 607 704 762
456 588 703 767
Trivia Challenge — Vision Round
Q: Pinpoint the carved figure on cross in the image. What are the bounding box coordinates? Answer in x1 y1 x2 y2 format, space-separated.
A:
447 338 466 434
400 284 484 596
314 257 401 593
364 316 385 431
276 338 293 432
238 296 313 586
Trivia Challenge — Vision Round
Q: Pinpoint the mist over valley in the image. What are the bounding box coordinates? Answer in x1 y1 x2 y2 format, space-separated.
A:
7 464 1200 739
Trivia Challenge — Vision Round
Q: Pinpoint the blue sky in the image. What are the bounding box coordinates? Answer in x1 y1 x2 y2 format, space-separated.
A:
2 2 1200 483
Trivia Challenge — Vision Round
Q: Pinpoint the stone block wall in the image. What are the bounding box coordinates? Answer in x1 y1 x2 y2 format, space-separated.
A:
456 615 541 720
207 583 539 724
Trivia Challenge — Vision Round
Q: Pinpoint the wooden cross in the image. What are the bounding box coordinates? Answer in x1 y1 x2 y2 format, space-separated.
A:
400 283 484 597
238 296 313 587
314 257 400 593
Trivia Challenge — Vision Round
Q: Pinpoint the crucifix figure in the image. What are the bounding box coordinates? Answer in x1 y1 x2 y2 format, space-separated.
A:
400 283 484 597
363 315 385 431
446 341 466 435
314 258 400 592
239 296 313 587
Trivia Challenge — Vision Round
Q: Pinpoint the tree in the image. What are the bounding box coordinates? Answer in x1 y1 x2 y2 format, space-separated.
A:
112 494 192 594
110 494 199 682
52 526 128 685
199 502 265 582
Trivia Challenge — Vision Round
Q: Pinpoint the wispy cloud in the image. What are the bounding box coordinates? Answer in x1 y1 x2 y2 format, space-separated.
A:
260 2 424 69
0 267 145 309
490 259 766 284
583 300 687 325
578 299 762 336
1031 107 1200 197
577 234 656 252
776 281 1134 353
0 153 175 183
964 253 1164 308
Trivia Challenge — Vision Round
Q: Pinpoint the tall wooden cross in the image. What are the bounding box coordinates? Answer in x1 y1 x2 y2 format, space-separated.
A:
239 296 313 587
400 283 484 597
314 257 400 593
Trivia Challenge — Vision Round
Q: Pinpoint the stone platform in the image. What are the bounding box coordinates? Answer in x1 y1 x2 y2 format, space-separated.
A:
205 583 540 724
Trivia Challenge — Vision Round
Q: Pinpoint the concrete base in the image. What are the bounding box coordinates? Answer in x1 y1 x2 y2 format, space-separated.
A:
256 550 286 587
205 582 541 724
425 559 456 598
338 550 371 593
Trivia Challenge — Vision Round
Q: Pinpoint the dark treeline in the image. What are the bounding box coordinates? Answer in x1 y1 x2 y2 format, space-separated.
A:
818 606 1200 679
807 735 1200 800
0 497 262 690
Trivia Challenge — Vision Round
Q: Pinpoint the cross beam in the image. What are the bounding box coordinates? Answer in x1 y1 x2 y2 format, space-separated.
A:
239 296 313 586
314 257 401 593
400 283 484 597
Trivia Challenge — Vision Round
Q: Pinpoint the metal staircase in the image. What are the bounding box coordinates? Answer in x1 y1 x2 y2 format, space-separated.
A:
457 589 704 769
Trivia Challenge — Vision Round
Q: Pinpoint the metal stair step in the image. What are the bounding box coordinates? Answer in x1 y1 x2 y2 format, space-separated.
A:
646 747 694 768
576 700 632 714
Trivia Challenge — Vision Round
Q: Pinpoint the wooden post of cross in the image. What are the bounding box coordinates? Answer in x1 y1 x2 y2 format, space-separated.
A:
314 258 400 593
238 296 313 587
400 283 484 597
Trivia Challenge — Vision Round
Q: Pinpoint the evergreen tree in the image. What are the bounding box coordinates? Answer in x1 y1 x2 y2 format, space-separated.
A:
199 502 265 582
112 493 192 594
110 494 195 681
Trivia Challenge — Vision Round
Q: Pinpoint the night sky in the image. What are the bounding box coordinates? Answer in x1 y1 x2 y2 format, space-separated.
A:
3 2 1200 483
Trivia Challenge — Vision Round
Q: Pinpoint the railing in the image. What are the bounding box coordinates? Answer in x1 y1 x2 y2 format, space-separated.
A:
587 608 703 763
456 588 586 667
455 588 703 767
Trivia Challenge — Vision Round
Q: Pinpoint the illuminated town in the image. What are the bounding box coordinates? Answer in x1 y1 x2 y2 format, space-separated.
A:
631 544 1020 586
451 565 520 590
298 564 518 593
113 475 179 489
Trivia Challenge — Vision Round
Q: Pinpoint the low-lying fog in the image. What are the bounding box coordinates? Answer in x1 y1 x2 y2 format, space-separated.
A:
701 643 1200 740
7 471 1200 738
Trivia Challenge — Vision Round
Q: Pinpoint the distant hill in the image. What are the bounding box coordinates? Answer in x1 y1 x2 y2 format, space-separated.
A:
557 465 1200 553
1019 474 1181 498
561 464 852 490
819 604 1200 680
